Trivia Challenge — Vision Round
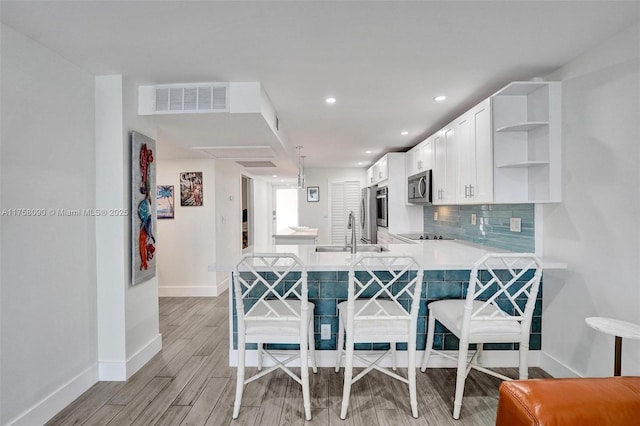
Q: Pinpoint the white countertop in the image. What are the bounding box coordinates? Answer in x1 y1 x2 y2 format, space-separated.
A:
273 227 318 238
209 240 567 272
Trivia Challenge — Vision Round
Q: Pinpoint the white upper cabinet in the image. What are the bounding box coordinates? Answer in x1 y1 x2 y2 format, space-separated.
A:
377 155 389 182
404 80 561 205
366 165 375 186
405 144 420 178
406 137 434 178
456 98 493 204
492 81 561 203
433 125 458 205
368 154 389 186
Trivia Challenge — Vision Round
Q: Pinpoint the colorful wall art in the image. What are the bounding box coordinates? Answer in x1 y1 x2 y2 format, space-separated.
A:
157 185 175 219
131 131 157 285
180 172 203 206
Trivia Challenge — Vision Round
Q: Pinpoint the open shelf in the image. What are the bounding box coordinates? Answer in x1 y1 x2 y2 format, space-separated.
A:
491 81 561 203
496 122 548 132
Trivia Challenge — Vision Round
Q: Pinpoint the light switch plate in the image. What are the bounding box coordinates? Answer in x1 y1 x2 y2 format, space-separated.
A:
321 324 331 340
471 213 477 225
434 211 438 221
510 217 522 232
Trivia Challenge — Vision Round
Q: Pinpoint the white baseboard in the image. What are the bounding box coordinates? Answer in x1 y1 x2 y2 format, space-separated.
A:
11 335 162 425
158 284 226 297
98 360 127 381
229 349 541 369
98 333 162 381
9 364 98 426
540 350 582 378
126 333 162 379
216 276 229 295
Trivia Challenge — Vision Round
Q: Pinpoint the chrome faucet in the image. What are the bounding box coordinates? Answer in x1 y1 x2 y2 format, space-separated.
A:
347 211 357 254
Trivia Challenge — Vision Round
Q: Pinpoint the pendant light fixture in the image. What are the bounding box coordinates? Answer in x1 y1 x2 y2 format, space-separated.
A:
296 146 306 189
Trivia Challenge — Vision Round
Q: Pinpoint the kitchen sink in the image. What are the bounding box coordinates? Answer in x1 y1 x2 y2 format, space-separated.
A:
315 245 389 253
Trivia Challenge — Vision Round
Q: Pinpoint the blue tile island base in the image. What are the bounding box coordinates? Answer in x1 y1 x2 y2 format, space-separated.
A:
229 269 542 368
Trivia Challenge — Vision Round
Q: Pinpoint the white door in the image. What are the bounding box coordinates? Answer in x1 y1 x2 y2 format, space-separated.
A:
329 180 361 244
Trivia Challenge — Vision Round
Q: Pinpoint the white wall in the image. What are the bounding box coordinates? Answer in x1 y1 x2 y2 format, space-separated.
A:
541 23 640 377
94 75 161 381
157 159 219 296
95 75 128 380
299 167 367 244
252 177 271 247
1 25 97 425
214 160 244 288
121 76 162 365
0 25 164 424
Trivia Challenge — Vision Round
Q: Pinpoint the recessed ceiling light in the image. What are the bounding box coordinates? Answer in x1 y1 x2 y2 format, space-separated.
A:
272 174 278 178
365 150 372 154
434 95 447 102
325 97 336 104
358 162 364 166
401 131 409 136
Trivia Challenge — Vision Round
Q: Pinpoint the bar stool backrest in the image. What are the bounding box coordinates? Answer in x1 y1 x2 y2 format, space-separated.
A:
464 253 543 336
348 255 423 320
234 253 308 329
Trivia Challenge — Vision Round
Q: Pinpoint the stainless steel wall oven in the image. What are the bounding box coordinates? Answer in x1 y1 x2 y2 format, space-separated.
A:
376 186 388 228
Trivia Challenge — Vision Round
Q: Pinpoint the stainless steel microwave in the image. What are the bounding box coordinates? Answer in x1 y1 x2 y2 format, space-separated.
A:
407 170 432 205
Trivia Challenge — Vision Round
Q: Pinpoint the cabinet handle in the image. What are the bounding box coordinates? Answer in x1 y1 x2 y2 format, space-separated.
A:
470 185 474 198
464 185 469 198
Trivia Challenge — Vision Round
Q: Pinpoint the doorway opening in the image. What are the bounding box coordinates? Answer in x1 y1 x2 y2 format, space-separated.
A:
272 186 299 239
241 176 254 250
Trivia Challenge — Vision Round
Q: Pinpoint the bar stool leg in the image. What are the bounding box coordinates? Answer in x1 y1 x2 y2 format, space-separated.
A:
614 336 622 376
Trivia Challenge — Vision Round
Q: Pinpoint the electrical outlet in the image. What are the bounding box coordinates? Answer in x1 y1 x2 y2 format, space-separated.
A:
510 217 522 232
434 211 438 221
471 213 477 225
321 324 331 340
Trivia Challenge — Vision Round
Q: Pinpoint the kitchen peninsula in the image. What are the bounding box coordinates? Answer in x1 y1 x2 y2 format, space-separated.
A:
211 241 566 368
272 227 318 245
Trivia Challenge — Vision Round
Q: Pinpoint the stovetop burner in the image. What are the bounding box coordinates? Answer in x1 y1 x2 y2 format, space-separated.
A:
397 233 454 241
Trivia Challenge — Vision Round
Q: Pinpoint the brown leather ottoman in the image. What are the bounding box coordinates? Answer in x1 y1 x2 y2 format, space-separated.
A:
496 377 640 425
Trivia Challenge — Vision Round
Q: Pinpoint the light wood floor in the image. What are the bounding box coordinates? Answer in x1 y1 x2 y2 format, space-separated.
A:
47 294 551 425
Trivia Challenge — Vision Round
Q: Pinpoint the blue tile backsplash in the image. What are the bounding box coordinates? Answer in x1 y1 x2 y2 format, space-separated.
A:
423 204 535 252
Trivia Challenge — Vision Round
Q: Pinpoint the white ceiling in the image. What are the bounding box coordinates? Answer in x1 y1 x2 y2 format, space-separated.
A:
2 1 639 181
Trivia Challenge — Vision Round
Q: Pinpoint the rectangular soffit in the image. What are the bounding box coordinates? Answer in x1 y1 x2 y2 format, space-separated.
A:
191 145 275 160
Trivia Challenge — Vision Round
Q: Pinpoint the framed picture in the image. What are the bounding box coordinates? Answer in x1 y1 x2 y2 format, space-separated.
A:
157 185 174 219
131 131 157 285
180 172 203 206
307 186 319 202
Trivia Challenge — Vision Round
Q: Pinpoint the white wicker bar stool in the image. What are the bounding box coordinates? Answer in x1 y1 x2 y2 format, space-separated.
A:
420 253 543 419
335 255 423 419
232 253 317 420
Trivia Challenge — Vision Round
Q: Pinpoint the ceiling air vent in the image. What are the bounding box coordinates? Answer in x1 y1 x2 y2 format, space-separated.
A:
139 83 229 115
